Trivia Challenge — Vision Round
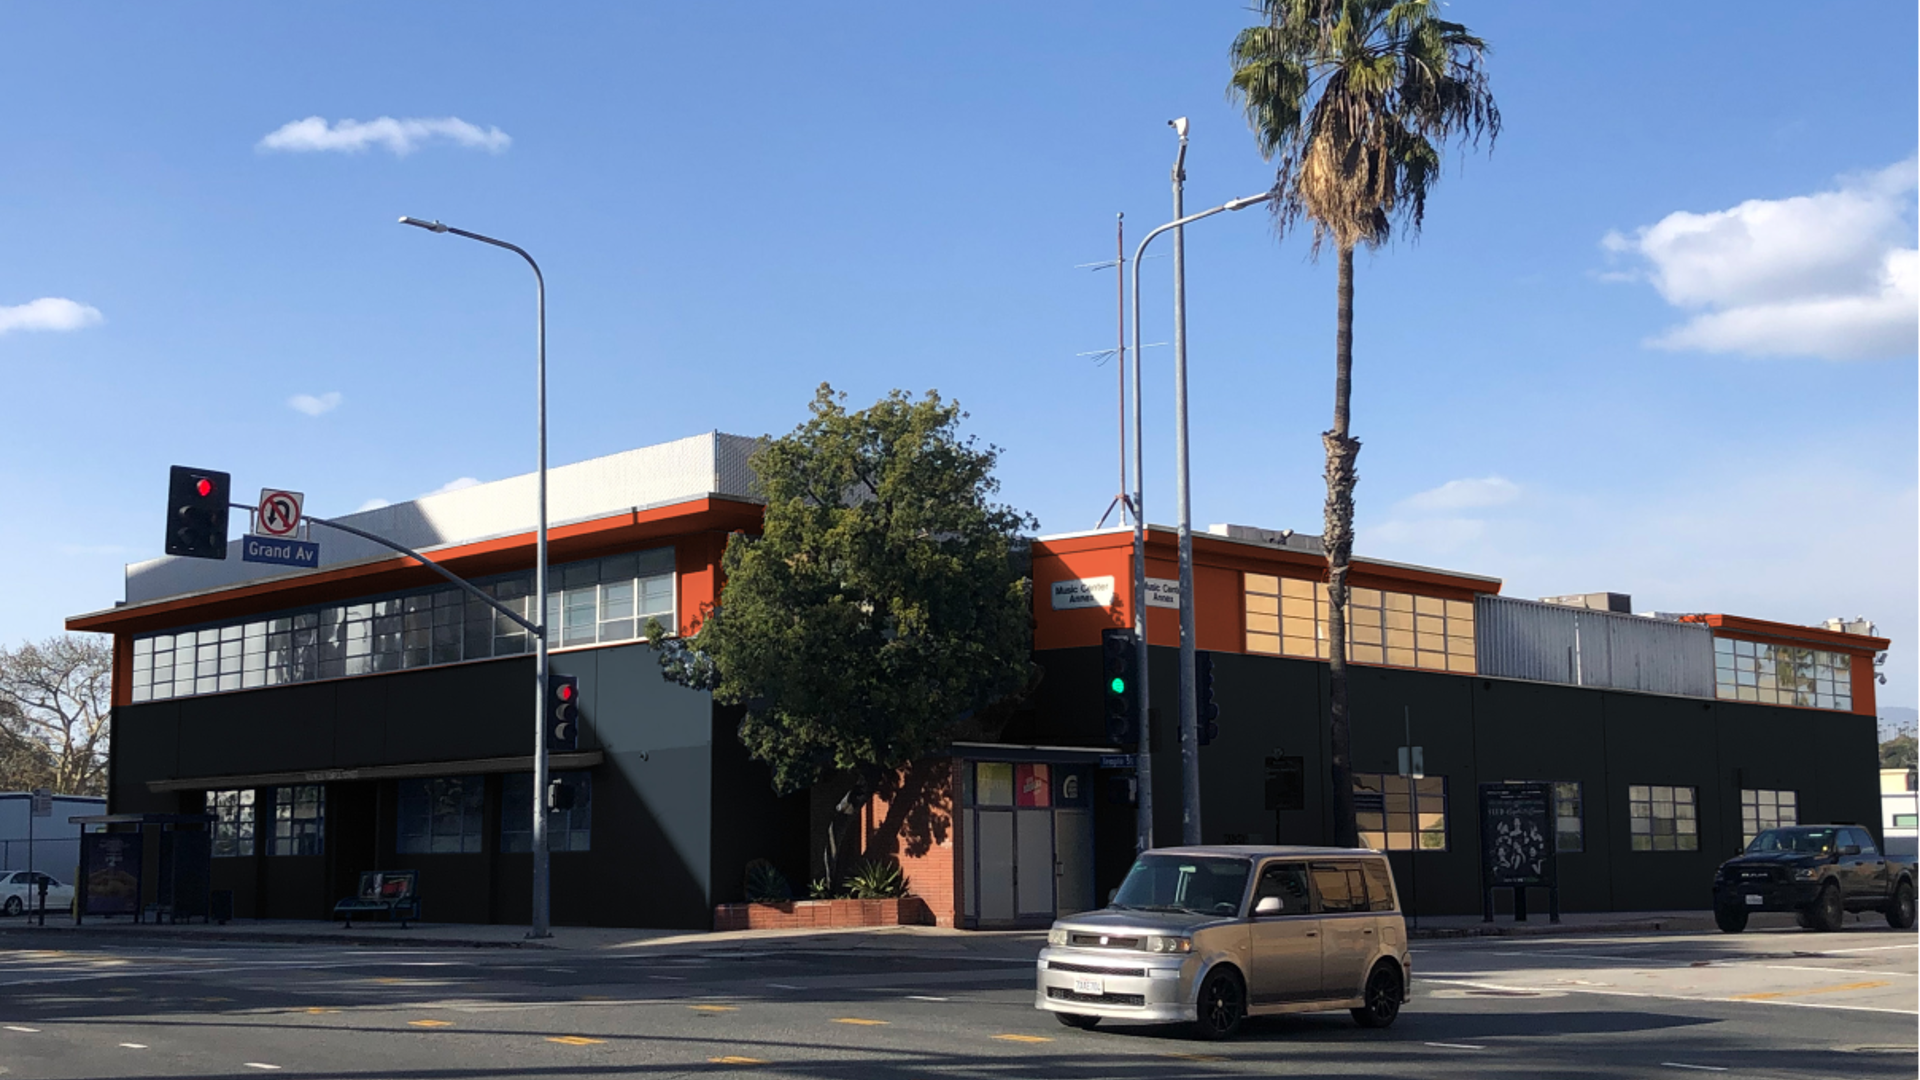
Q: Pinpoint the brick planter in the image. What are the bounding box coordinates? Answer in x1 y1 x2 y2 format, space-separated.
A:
713 896 933 932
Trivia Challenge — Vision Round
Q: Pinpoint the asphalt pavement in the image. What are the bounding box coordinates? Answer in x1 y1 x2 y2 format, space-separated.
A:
0 924 1910 1079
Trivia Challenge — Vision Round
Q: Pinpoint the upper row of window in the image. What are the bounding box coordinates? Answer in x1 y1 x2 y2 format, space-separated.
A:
1244 575 1476 674
1713 637 1853 711
130 549 675 703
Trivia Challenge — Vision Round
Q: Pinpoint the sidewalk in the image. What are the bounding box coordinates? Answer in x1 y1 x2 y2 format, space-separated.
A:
0 907 1880 954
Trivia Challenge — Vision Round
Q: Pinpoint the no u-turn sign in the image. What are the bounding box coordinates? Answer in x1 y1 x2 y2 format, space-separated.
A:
255 489 304 537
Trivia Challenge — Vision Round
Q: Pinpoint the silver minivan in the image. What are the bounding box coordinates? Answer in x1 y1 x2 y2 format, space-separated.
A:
1035 845 1410 1039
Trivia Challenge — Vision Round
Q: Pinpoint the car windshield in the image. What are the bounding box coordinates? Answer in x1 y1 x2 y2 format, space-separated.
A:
1111 854 1251 917
1746 828 1837 854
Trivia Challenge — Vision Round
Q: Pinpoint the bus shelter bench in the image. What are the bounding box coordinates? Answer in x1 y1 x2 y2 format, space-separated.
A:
334 871 420 928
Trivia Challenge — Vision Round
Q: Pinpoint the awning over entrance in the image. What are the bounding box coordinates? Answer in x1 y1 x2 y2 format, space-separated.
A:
145 750 606 793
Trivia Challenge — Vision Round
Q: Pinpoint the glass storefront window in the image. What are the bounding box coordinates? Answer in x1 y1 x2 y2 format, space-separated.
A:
1245 575 1474 673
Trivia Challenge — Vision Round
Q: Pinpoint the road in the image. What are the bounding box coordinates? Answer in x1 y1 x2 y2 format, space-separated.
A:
0 926 1910 1079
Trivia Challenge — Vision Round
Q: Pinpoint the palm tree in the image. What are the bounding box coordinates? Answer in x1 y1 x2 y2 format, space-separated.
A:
1228 0 1498 848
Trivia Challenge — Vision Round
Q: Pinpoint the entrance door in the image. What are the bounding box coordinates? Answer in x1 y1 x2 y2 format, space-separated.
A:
1054 810 1094 915
974 811 1015 923
1014 809 1054 919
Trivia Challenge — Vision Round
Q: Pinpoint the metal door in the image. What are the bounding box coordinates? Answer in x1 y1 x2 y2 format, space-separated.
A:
974 811 1015 924
1053 809 1094 915
1015 809 1055 919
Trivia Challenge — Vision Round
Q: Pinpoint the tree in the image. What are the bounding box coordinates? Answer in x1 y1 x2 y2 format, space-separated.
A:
1229 0 1498 847
0 636 113 795
652 384 1038 884
1883 726 1917 770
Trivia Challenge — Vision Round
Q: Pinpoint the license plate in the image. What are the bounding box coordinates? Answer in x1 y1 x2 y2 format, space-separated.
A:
1073 977 1104 996
1745 894 1764 906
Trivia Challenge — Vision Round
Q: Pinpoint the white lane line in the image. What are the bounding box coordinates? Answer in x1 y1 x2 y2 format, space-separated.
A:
1425 1041 1486 1050
244 1064 282 1071
766 983 803 990
1420 976 1917 1016
907 995 949 1002
1821 943 1920 953
4 1026 38 1032
1764 964 1918 977
1661 1064 1728 1072
119 1043 148 1049
648 975 686 981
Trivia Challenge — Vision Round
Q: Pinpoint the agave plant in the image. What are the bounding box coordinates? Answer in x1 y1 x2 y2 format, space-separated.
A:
842 859 910 900
743 859 793 903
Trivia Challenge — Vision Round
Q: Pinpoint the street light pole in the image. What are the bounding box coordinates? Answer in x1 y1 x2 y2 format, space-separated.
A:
1127 188 1270 856
398 216 553 939
1167 118 1202 847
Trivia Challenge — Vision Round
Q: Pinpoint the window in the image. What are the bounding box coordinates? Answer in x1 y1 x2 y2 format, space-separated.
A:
974 762 1014 806
1894 814 1917 828
1740 788 1798 848
500 772 593 853
398 776 486 854
1554 781 1584 854
270 785 325 856
1628 785 1697 851
1353 774 1449 851
129 550 676 703
1362 860 1397 912
1243 575 1474 673
1712 637 1853 711
207 788 255 857
1252 861 1312 915
1310 862 1368 913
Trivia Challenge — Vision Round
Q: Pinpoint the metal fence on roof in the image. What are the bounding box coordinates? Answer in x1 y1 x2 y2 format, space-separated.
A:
1476 595 1715 698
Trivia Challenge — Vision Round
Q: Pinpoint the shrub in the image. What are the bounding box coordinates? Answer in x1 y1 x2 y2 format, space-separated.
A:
744 859 793 903
842 859 910 900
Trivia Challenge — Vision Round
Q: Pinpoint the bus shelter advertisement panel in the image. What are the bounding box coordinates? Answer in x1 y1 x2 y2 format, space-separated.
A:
83 833 142 916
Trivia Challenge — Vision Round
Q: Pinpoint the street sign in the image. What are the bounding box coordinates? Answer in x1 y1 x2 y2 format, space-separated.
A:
1398 746 1425 778
255 489 304 538
241 535 320 568
1098 753 1136 769
28 789 51 817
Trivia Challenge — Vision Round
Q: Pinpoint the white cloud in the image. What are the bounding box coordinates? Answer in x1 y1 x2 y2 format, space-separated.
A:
257 116 511 156
1401 476 1521 513
1602 159 1918 361
423 477 481 497
288 391 343 417
0 297 103 335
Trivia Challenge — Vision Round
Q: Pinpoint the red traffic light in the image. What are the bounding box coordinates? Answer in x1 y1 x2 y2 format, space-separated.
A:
556 684 575 702
195 478 213 497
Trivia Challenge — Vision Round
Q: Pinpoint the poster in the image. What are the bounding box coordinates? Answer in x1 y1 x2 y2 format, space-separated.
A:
83 833 142 916
1480 782 1555 887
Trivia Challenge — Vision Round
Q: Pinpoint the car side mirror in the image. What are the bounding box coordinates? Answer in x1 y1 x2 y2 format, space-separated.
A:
1840 845 1860 856
1253 896 1283 916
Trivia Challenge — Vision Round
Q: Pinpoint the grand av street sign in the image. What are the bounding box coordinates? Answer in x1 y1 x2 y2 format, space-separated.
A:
242 534 320 568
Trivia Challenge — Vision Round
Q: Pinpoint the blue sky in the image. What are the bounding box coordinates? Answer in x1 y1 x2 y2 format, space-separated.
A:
3 3 1915 707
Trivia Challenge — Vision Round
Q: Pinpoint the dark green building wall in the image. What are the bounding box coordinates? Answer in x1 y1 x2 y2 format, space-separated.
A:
1023 644 1882 917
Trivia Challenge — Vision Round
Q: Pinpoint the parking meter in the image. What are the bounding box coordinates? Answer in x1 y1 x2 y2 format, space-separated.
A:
34 875 47 926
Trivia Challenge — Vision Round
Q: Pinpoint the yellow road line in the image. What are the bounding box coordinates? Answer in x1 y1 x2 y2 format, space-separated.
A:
1731 980 1889 1001
993 1033 1052 1043
547 1036 606 1046
407 1019 453 1028
689 1004 739 1012
710 1056 769 1065
304 1008 339 1015
832 1018 888 1026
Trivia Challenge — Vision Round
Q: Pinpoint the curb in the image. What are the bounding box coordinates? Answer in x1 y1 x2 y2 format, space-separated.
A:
1409 917 1708 940
0 925 550 951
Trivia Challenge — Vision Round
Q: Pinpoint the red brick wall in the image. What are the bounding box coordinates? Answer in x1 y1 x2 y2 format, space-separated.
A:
856 759 961 927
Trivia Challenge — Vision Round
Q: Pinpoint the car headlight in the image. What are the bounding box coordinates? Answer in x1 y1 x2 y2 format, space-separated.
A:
1145 935 1192 954
1794 866 1824 880
1047 927 1069 947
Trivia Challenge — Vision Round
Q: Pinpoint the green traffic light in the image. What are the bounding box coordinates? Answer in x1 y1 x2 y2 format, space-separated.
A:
1110 676 1126 694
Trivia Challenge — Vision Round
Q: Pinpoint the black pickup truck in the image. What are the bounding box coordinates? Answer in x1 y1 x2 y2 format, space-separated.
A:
1713 825 1916 932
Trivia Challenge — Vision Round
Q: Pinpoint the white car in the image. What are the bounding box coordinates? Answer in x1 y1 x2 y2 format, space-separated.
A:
0 871 73 916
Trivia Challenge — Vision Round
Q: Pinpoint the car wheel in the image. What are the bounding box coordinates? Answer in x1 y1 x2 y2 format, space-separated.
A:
1191 966 1246 1041
1713 904 1749 933
1887 880 1916 930
1054 1012 1100 1030
1351 961 1404 1029
1 897 18 917
1809 882 1845 932
1794 907 1813 929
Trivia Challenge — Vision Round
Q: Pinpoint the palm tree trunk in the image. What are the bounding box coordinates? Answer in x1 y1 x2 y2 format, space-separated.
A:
1323 244 1361 849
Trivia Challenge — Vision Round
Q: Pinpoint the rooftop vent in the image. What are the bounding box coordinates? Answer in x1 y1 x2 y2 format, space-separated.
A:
1825 617 1878 636
1207 524 1325 555
1541 592 1632 614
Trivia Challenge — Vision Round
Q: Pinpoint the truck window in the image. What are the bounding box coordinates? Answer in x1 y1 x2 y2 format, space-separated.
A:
1845 828 1878 856
1311 862 1368 914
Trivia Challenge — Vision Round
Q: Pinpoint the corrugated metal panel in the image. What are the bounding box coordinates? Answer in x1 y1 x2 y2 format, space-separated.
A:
1477 595 1714 698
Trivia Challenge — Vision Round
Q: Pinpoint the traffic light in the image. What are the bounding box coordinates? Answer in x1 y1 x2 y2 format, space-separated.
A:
165 466 230 560
547 674 580 752
1101 628 1138 745
1196 651 1221 746
548 778 576 811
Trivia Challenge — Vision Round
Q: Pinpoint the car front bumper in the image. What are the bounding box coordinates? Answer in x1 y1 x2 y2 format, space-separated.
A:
1714 880 1823 912
1034 947 1197 1023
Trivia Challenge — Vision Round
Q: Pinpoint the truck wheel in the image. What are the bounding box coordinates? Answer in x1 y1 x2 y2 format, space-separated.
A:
1714 904 1749 933
1887 880 1915 930
1809 882 1845 932
1794 908 1813 929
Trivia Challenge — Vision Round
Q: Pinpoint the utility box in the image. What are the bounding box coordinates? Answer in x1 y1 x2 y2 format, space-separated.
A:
1540 592 1631 613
